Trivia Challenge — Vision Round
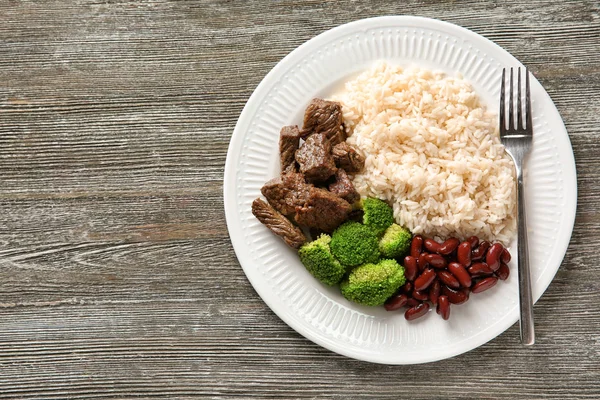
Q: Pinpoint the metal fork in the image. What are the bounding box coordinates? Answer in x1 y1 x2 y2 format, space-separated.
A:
500 67 535 345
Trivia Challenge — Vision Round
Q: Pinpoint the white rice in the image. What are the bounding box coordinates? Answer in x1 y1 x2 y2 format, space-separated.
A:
331 62 516 244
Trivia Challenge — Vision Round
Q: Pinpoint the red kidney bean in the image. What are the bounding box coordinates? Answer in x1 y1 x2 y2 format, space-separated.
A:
501 248 512 264
405 302 430 321
441 286 469 304
467 236 479 248
418 253 429 271
459 287 470 301
468 262 494 277
410 235 424 258
457 242 472 267
436 295 450 320
412 290 429 301
448 262 472 288
471 241 490 261
400 282 413 294
425 253 448 269
414 268 436 291
472 277 498 293
424 238 442 253
429 280 441 306
406 298 420 308
438 270 460 289
384 294 408 311
403 256 418 281
439 237 460 255
486 243 504 272
496 263 510 280
424 238 460 255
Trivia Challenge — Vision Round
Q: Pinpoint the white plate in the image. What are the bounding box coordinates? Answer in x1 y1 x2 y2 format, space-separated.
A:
223 16 576 364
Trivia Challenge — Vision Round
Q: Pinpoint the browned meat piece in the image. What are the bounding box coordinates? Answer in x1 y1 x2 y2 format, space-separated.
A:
279 125 301 172
301 98 346 145
282 162 297 175
261 172 312 216
295 133 337 183
294 187 352 232
328 169 360 204
332 141 365 173
252 198 307 249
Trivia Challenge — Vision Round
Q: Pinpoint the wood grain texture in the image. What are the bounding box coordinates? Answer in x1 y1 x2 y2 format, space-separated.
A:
0 0 599 398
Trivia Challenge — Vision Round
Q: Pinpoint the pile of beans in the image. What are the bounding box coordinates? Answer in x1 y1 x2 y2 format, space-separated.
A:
384 235 512 321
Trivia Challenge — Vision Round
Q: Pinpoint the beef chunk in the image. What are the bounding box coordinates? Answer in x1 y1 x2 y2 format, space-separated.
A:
252 198 307 249
332 142 365 173
295 133 337 183
279 125 301 172
261 172 312 216
294 187 352 232
328 169 360 204
282 162 297 175
301 98 346 146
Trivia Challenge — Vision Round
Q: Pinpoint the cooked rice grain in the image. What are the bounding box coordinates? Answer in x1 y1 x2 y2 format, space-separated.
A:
331 62 516 243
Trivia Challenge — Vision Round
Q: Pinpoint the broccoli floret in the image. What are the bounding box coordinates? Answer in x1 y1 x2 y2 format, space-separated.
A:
341 259 406 306
330 221 380 267
298 234 345 286
379 223 412 258
362 197 394 236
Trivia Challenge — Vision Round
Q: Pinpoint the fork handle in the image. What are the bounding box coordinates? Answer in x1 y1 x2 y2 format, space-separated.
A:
516 173 535 345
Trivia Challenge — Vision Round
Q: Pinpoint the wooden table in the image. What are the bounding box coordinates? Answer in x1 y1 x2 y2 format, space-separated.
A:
1 1 598 398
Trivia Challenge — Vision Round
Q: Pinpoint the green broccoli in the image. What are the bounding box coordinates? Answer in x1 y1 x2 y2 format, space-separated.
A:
362 197 394 236
298 234 346 286
340 259 406 306
379 223 412 258
330 221 380 267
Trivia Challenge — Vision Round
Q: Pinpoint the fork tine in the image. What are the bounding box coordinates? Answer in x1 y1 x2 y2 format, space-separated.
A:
509 68 514 131
517 67 523 130
500 68 506 135
525 68 532 133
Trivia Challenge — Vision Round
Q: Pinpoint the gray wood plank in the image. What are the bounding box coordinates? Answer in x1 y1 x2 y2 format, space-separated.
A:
0 0 599 398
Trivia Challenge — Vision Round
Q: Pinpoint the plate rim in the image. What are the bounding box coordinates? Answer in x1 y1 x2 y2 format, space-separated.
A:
223 15 577 364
